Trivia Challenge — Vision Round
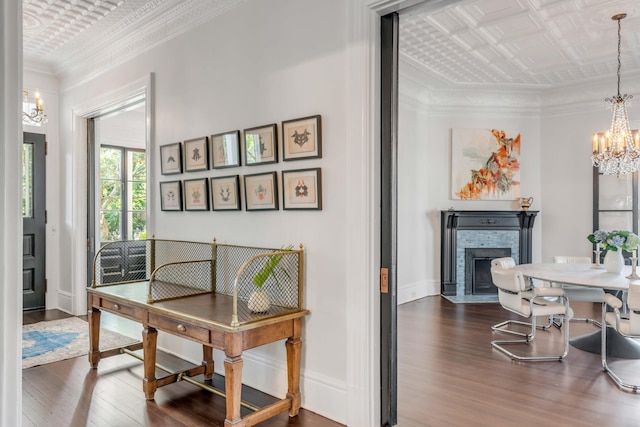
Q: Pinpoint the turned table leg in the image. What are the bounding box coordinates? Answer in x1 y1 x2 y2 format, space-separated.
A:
142 326 158 400
286 318 303 417
87 306 101 368
202 345 214 381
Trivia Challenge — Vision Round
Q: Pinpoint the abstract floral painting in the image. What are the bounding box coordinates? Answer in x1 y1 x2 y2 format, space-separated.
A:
451 128 521 200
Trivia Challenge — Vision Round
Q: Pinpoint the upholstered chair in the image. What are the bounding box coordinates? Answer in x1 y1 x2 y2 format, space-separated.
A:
601 283 640 392
553 255 604 328
490 261 572 361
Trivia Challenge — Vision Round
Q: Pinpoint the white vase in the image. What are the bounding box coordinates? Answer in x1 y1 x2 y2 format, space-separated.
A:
248 289 270 313
604 250 625 273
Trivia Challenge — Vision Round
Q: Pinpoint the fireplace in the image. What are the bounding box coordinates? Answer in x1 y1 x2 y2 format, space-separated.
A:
464 247 511 295
440 210 537 296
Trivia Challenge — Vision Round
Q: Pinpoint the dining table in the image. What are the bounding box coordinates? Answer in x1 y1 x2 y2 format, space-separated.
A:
513 262 640 359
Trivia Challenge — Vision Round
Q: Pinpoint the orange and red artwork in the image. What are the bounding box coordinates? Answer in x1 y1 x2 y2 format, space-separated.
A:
451 128 521 200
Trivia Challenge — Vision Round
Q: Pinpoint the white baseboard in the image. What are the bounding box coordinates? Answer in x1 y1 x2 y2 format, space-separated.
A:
56 290 73 313
157 341 347 425
398 279 439 305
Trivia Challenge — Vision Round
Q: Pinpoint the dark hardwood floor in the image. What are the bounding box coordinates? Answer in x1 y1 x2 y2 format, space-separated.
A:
23 298 640 426
398 297 640 427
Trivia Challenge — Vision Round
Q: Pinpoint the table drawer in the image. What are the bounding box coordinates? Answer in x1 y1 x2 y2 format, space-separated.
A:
149 313 210 343
99 298 138 319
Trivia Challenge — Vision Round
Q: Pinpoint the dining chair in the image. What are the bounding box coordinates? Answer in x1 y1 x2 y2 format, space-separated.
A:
490 261 572 361
601 283 640 392
553 255 604 328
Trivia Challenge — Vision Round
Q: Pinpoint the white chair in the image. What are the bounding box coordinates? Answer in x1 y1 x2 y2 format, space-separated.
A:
601 283 640 392
490 260 572 361
553 255 604 328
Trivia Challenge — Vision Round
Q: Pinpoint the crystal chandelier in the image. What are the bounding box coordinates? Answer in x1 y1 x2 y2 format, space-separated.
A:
591 13 640 175
22 90 48 125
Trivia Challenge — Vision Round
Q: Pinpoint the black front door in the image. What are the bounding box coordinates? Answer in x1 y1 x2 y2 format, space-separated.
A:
23 132 46 311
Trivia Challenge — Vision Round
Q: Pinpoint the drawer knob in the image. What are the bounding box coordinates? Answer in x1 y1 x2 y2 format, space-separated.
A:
113 304 120 310
177 324 186 333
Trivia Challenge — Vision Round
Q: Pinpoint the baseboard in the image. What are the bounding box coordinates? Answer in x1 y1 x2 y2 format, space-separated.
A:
157 340 347 425
56 290 73 313
398 279 439 305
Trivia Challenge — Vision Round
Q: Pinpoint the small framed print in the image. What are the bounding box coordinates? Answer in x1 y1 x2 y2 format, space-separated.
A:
244 124 277 165
184 178 210 211
160 142 182 175
244 171 278 211
211 175 241 211
282 115 322 161
282 168 322 210
211 130 241 169
184 137 209 172
160 181 183 211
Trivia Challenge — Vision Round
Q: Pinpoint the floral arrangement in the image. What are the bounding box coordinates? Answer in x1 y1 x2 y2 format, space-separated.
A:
588 230 640 252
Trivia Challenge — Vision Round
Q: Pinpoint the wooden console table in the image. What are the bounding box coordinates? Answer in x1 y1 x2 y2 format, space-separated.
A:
87 282 310 427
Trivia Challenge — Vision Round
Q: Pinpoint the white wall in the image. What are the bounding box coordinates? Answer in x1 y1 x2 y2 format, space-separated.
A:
398 62 545 302
57 0 354 422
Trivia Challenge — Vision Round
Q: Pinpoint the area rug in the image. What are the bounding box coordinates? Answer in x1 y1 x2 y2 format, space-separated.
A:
22 317 139 369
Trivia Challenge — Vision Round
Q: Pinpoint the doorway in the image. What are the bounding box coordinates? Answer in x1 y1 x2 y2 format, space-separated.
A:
23 132 46 311
87 101 147 285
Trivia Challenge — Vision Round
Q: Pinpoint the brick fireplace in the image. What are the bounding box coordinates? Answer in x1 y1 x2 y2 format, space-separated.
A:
440 210 538 297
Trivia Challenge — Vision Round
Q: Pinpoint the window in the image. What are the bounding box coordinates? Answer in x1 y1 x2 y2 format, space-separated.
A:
100 146 146 242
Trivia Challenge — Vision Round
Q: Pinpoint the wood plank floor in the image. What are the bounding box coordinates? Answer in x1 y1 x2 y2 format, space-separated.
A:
23 298 640 426
398 297 640 427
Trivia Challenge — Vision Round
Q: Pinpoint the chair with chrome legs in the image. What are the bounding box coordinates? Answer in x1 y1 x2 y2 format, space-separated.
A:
601 283 640 392
490 261 572 361
553 256 604 328
490 257 554 335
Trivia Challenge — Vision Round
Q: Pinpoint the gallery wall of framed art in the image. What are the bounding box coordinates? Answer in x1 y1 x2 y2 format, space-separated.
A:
158 114 324 213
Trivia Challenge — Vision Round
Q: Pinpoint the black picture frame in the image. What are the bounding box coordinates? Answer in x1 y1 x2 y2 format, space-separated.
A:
244 171 278 211
160 142 182 175
211 175 241 211
183 178 210 211
160 181 183 211
184 136 209 172
211 130 241 169
282 115 322 161
282 168 322 210
244 124 277 166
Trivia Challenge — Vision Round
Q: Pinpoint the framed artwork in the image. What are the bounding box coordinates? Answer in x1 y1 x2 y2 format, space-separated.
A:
244 124 277 165
211 130 241 169
282 168 322 210
160 142 182 175
451 128 521 200
282 115 322 161
244 171 278 211
183 178 210 211
160 181 183 211
184 137 209 172
211 175 241 211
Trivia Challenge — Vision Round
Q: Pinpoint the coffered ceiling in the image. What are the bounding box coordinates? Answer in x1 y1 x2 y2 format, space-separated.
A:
22 0 640 93
22 0 241 80
400 0 640 90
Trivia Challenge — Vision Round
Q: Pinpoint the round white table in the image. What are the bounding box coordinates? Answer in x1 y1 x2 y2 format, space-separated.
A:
514 262 640 358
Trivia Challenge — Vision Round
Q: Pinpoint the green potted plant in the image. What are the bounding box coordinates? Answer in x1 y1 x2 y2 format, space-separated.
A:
248 244 293 313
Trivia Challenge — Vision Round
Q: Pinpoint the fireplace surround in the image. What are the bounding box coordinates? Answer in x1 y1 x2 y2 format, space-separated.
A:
440 210 538 296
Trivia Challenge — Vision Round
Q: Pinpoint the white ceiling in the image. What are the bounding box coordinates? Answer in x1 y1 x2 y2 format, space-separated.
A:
400 0 640 90
22 0 241 80
22 0 640 93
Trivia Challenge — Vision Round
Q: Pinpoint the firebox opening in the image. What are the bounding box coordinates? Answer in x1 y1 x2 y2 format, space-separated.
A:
464 248 511 295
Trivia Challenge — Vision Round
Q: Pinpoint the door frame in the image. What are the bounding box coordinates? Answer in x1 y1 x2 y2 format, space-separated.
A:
68 74 154 315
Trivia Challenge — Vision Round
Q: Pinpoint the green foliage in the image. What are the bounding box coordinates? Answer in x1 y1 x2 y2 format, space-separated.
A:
252 245 294 289
588 229 640 252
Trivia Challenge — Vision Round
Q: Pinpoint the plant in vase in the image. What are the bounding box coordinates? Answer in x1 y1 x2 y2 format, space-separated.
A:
249 244 294 313
588 230 640 273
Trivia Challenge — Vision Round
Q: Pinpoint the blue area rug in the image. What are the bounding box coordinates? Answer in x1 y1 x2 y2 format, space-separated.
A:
22 317 139 369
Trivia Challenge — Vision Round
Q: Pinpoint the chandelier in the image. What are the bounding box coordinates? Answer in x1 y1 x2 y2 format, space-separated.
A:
22 90 48 125
591 13 640 175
